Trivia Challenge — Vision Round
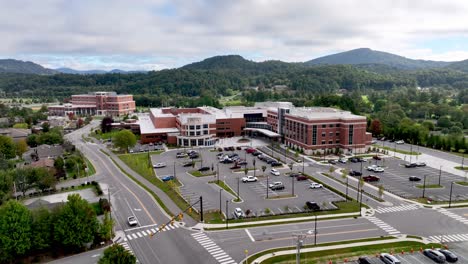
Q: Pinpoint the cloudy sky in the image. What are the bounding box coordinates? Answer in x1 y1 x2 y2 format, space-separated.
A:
1 0 468 70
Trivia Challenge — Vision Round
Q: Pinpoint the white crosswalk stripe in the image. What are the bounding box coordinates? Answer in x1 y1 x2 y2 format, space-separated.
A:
438 208 468 224
428 233 468 243
366 216 401 235
125 223 180 241
191 232 237 264
375 204 420 214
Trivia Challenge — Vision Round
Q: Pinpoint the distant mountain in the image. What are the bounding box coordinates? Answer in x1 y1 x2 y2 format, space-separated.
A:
305 48 452 70
446 59 468 72
55 68 147 74
0 59 56 74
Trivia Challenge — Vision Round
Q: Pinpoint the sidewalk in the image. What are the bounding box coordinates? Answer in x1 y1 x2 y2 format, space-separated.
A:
247 237 432 264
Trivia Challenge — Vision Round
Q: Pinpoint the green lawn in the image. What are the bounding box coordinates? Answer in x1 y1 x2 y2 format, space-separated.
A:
208 180 237 197
455 166 468 171
456 181 468 186
85 157 96 176
118 152 200 220
380 146 420 155
189 170 216 177
416 184 443 189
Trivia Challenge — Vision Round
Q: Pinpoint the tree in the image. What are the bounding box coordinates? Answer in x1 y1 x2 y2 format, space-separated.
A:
437 116 452 128
15 139 28 157
54 194 99 250
14 168 39 196
0 170 13 204
26 134 38 147
98 244 136 264
36 169 57 191
77 118 84 128
0 201 32 262
101 116 114 133
0 135 16 159
113 130 137 152
31 208 52 252
41 122 50 133
369 119 382 136
98 211 114 242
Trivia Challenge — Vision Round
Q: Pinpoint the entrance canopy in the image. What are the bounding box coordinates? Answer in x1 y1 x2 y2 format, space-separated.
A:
244 128 281 137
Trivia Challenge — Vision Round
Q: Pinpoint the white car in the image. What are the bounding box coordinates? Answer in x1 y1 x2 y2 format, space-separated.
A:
367 165 378 171
395 140 405 144
242 175 258 183
153 162 167 168
176 152 187 158
234 208 244 218
309 182 323 189
127 216 138 226
269 181 283 188
270 169 280 176
373 166 385 173
338 158 347 164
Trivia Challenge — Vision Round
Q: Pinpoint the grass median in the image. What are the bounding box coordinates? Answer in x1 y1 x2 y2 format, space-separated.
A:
379 146 420 155
117 152 200 220
251 240 441 264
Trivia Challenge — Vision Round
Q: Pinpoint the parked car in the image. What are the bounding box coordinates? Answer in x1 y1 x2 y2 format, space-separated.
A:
380 253 401 264
271 161 283 167
127 216 138 226
416 161 427 167
176 152 187 158
237 160 248 165
373 155 382 160
153 162 166 168
328 159 337 164
218 148 223 152
349 170 362 176
230 164 241 169
309 182 323 189
198 166 210 172
252 151 262 156
228 153 239 158
338 158 347 164
234 208 244 218
349 157 359 163
228 146 235 151
236 146 242 150
297 175 308 181
189 153 199 159
270 169 280 176
216 152 224 157
246 148 256 154
423 249 446 263
437 249 458 263
373 167 385 173
395 140 405 144
161 175 175 182
242 176 258 183
409 176 421 181
363 175 380 182
290 172 301 177
357 157 366 162
405 163 417 168
305 201 320 211
220 158 234 164
357 257 372 264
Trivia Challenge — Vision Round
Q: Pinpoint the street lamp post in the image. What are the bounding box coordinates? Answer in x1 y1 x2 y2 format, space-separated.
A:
253 159 256 178
219 189 223 213
438 166 442 186
449 182 454 208
225 200 229 229
359 189 364 215
217 162 220 184
237 176 240 201
302 156 305 175
422 175 427 198
314 214 318 245
173 161 176 181
289 162 294 196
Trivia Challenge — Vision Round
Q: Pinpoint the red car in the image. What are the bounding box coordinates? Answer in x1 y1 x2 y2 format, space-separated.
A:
297 175 308 181
372 155 382 160
245 148 256 154
363 175 380 182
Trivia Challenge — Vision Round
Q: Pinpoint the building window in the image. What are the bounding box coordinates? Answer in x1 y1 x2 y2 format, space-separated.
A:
322 124 326 128
196 131 200 136
328 140 333 144
203 130 208 135
329 124 334 128
336 132 340 136
196 125 200 129
198 139 204 146
348 125 354 145
321 132 326 137
190 131 195 136
336 124 340 127
189 125 194 130
321 140 326 145
329 132 333 136
336 140 340 144
203 124 208 129
312 125 317 145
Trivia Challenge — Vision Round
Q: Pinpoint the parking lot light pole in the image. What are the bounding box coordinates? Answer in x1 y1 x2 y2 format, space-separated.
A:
314 214 318 245
302 156 305 175
237 176 240 201
266 175 269 199
225 200 229 229
359 189 364 215
217 163 220 184
422 174 427 198
289 163 294 196
449 182 454 208
173 161 176 181
253 159 256 178
219 189 223 213
438 166 442 186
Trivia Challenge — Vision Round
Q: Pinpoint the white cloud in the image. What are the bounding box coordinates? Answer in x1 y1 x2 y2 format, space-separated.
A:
1 0 468 69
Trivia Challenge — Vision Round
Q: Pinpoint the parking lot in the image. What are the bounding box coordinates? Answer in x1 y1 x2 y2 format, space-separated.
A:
344 242 468 263
337 156 468 201
150 146 345 218
129 142 164 153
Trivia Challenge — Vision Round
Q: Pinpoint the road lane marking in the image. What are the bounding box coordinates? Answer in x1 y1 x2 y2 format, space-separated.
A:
245 229 255 242
257 228 379 243
132 233 137 239
141 230 148 236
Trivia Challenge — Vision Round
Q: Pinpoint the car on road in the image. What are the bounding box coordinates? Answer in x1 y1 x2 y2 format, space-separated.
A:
270 169 280 176
153 162 166 168
363 175 380 182
305 201 320 211
405 163 417 168
328 159 337 164
416 161 427 167
349 170 362 176
161 175 175 182
423 249 446 263
409 176 421 181
127 216 138 226
380 253 401 264
198 166 210 172
234 207 244 218
183 162 193 167
297 175 308 181
357 256 372 264
309 182 323 189
269 181 285 190
395 140 405 144
437 249 458 263
242 175 258 183
373 155 382 160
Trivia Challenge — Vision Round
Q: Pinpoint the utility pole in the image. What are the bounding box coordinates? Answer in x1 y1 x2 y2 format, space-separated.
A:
253 159 256 178
237 176 240 201
302 156 305 175
219 189 223 213
173 161 176 181
293 234 307 264
217 162 220 184
108 188 113 237
314 214 318 245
